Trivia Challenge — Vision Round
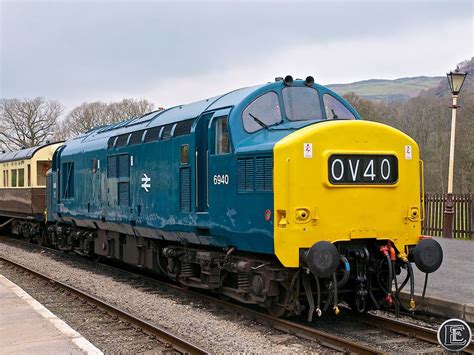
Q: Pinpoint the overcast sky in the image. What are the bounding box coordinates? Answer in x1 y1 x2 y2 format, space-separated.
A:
1 0 473 112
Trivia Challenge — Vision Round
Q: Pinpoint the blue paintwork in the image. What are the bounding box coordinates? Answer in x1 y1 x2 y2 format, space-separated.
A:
49 80 360 255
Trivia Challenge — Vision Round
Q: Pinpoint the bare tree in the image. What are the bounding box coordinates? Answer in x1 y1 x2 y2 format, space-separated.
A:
0 97 63 150
55 101 109 140
106 99 155 122
57 98 155 140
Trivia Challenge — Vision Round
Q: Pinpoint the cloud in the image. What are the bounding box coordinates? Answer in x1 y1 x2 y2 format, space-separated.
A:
143 16 473 107
0 0 472 111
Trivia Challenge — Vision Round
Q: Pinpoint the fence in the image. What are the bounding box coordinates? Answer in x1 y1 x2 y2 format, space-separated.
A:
422 193 473 239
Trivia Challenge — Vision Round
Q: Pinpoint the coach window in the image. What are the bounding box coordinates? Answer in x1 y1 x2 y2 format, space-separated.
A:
214 116 230 154
323 94 356 120
11 169 17 187
27 164 31 186
242 92 282 133
18 168 25 187
37 161 51 186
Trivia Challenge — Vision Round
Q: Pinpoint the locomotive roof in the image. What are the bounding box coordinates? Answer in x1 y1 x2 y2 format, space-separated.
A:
80 84 263 139
60 80 359 156
0 141 62 164
60 84 266 154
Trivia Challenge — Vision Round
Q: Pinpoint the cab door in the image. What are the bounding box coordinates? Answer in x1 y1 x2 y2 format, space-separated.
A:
207 109 232 212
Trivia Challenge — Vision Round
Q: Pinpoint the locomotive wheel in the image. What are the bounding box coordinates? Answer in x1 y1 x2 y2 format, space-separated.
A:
267 285 290 318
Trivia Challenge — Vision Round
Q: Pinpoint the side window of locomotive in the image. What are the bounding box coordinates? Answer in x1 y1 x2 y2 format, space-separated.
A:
214 116 230 154
180 144 189 164
282 87 323 121
91 159 98 173
62 162 75 199
323 94 356 120
242 92 282 133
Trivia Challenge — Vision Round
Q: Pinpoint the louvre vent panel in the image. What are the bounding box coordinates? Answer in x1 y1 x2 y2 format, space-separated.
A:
255 157 265 191
237 158 254 192
245 159 254 191
238 156 272 192
118 154 130 178
237 159 246 191
265 158 273 190
107 156 117 178
118 182 130 205
174 119 195 137
180 168 191 212
144 127 161 143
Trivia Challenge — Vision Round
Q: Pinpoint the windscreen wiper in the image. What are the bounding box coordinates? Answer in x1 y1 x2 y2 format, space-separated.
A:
249 113 268 129
331 109 338 119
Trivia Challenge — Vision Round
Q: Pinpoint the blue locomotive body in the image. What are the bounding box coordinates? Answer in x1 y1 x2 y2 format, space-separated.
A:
2 76 443 318
47 80 358 256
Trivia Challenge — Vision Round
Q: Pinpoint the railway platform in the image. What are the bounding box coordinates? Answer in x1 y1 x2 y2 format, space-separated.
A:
404 236 474 321
0 275 102 354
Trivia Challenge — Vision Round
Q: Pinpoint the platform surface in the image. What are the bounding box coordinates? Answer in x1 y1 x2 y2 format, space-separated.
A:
411 236 473 304
0 275 102 354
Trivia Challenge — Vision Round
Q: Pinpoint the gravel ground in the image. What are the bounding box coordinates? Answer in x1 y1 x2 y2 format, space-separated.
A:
0 241 325 354
0 264 168 354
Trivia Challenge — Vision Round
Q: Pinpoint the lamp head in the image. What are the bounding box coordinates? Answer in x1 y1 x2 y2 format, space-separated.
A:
447 67 467 95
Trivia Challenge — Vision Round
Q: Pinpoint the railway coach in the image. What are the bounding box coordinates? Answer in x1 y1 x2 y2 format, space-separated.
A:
0 142 63 238
2 76 443 320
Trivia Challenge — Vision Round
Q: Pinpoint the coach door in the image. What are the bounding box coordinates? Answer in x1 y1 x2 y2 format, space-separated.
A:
195 112 214 212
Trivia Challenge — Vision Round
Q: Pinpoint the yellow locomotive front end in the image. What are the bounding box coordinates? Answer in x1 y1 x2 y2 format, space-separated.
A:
274 120 422 264
274 119 442 317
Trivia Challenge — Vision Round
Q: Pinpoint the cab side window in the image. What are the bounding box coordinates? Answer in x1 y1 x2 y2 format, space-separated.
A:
242 92 281 133
214 116 230 154
323 94 356 120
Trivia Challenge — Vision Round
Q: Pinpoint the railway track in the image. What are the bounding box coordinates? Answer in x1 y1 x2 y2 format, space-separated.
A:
0 254 208 355
2 236 472 354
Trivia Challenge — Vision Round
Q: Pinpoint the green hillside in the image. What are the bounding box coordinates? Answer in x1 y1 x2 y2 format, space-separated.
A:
327 76 443 103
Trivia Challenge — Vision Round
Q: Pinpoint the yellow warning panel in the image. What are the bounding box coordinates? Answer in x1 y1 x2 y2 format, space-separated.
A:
273 120 422 267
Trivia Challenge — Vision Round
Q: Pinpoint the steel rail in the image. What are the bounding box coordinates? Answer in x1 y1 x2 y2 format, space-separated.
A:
0 237 379 354
361 313 474 353
0 255 209 355
7 236 460 353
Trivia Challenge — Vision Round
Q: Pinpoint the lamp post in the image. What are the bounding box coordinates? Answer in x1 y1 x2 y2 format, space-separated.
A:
443 68 467 238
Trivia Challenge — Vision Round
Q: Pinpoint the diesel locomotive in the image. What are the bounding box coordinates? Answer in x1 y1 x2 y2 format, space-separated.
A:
0 76 443 320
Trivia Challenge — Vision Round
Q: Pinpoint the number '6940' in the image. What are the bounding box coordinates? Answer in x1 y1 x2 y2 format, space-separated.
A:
213 174 229 185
